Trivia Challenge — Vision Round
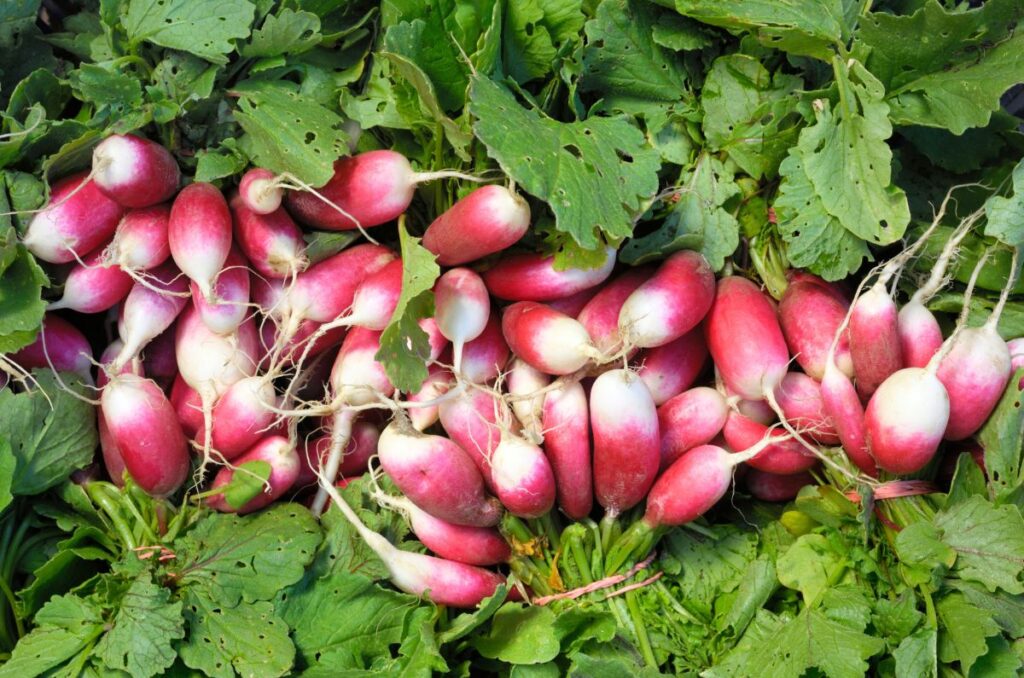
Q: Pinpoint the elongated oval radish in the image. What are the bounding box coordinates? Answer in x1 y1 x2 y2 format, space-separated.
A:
619 251 715 349
591 369 660 514
577 267 650 353
98 414 127 486
779 276 852 379
865 367 949 474
746 468 815 502
168 182 232 300
637 329 708 405
898 299 943 369
461 315 509 384
114 261 190 370
207 436 300 514
284 243 396 324
438 387 502 486
774 373 839 446
49 242 133 313
722 411 816 475
392 495 511 565
190 247 251 335
209 376 278 461
230 194 306 279
24 171 125 264
171 374 204 439
104 204 171 272
422 185 530 265
101 373 189 497
345 259 404 330
541 381 592 520
435 268 490 374
407 365 452 431
658 387 728 469
490 434 557 519
849 284 903 399
502 302 598 375
935 325 1011 441
329 327 394 407
643 445 745 527
296 421 379 487
483 247 616 301
507 358 549 444
92 134 180 207
547 287 600 317
238 168 282 215
175 304 258 400
820 361 877 475
11 314 93 382
378 418 502 527
285 150 457 230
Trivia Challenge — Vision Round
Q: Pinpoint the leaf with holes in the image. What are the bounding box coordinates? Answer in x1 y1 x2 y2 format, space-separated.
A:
469 75 660 250
502 0 586 86
171 504 321 606
234 83 350 186
933 496 1024 594
241 8 321 57
178 596 295 678
96 573 185 678
984 157 1024 249
0 594 104 678
124 0 256 64
978 370 1024 502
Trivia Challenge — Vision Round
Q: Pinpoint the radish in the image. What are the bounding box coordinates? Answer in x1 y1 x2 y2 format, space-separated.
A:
722 411 816 475
11 314 93 382
375 492 511 565
296 421 379 487
171 374 204 439
747 468 815 502
407 364 452 431
577 267 651 353
422 184 530 265
732 396 775 426
658 387 728 469
329 258 404 331
438 387 503 485
98 414 127 487
507 358 550 444
502 302 599 375
547 287 600 317
460 315 509 384
1009 338 1024 387
98 340 142 388
420 317 449 363
483 247 616 301
849 284 903 399
190 247 251 335
319 481 506 608
92 134 180 207
207 436 299 514
618 250 715 349
100 373 190 497
435 268 490 375
779 275 852 379
540 381 592 520
209 376 278 461
113 261 190 371
590 368 660 514
637 329 708 406
377 415 502 527
49 242 133 313
103 205 171 273
489 433 557 519
238 168 283 215
705 277 789 402
774 373 839 446
23 171 124 264
230 194 307 279
168 182 233 301
864 367 949 474
285 150 477 230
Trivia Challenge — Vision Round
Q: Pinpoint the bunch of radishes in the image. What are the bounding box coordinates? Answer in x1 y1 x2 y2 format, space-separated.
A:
7 133 1020 608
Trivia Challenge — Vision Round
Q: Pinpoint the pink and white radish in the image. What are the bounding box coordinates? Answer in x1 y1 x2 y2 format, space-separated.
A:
722 411 816 475
296 420 379 487
422 184 530 265
406 365 453 431
637 329 708 406
209 376 278 461
100 373 190 497
576 267 651 353
460 315 509 384
658 386 728 470
190 247 251 335
113 261 190 371
774 372 839 446
483 247 616 301
92 134 180 207
506 358 550 444
590 368 660 515
746 468 815 502
207 436 300 514
540 381 592 520
849 284 903 399
435 268 490 375
438 387 503 486
23 171 124 264
49 241 133 313
779 274 852 379
238 168 283 215
618 251 715 349
168 182 232 301
230 194 307 279
11 314 93 383
547 287 600 317
502 302 599 375
865 367 949 474
102 204 171 273
490 433 557 519
171 374 204 439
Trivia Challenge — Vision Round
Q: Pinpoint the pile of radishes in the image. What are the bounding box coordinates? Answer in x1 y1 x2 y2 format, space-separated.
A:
7 133 1020 609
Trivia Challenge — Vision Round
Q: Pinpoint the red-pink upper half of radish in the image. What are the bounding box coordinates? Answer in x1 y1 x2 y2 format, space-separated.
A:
618 250 715 349
483 248 616 301
93 134 180 208
24 171 124 264
779 276 852 380
423 185 530 265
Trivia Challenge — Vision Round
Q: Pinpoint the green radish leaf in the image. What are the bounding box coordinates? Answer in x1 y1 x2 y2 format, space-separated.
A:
69 63 144 112
376 219 440 394
471 603 561 664
178 596 295 678
0 439 13 513
242 8 322 57
124 0 257 64
776 533 847 605
935 592 1001 674
0 371 97 495
220 460 273 510
933 496 1024 594
893 628 937 678
303 230 360 264
0 594 104 678
984 157 1024 249
194 141 249 183
469 75 660 251
501 0 586 86
0 1 58 109
978 369 1024 502
96 573 185 678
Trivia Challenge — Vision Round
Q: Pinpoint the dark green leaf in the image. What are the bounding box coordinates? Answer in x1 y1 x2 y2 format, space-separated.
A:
243 8 321 57
934 496 1024 594
502 0 586 85
471 603 561 664
984 157 1024 249
96 573 185 678
178 596 294 678
220 460 272 510
0 594 104 678
947 452 988 506
124 0 257 64
0 439 12 512
70 64 144 111
936 592 1000 674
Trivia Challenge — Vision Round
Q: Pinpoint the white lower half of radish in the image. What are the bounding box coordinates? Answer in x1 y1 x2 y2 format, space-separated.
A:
865 367 949 474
